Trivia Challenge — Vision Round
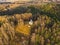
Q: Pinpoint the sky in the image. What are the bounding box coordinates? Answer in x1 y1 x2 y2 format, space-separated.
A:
0 0 31 2
0 0 60 2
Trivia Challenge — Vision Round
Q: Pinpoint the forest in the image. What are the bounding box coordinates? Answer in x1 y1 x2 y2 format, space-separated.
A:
0 3 60 45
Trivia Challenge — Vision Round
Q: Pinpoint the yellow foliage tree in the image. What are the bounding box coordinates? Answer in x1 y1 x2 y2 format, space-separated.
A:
15 23 31 36
21 13 32 20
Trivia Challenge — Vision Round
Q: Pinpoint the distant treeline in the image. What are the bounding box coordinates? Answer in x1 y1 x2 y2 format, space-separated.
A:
0 3 60 21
